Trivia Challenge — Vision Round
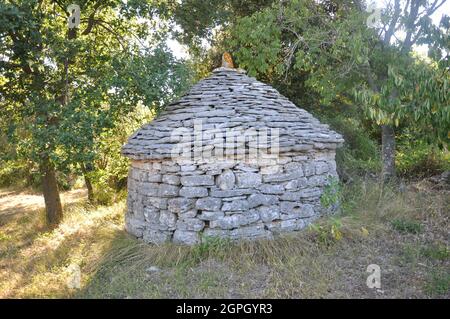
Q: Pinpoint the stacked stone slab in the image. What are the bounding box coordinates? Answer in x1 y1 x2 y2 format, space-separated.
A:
122 67 344 245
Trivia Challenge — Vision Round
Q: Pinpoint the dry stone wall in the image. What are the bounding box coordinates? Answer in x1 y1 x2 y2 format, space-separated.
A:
125 152 338 245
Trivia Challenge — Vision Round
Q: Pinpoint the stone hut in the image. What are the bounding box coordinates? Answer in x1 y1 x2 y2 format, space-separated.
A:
122 57 344 245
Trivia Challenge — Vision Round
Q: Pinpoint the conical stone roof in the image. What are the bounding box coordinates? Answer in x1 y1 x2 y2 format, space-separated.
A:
122 67 343 160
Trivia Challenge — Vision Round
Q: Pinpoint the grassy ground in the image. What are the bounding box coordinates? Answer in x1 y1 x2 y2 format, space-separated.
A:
0 179 448 299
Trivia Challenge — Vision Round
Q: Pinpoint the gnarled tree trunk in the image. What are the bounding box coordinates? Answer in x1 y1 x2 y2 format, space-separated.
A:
381 124 396 181
41 157 63 225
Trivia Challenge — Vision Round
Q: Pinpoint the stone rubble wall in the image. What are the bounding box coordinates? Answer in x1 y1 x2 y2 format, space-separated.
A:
125 152 338 245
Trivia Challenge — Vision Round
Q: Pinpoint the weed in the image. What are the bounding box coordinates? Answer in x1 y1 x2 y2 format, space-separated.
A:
0 230 12 242
421 245 450 261
191 236 233 264
309 217 343 246
391 219 423 234
425 270 450 296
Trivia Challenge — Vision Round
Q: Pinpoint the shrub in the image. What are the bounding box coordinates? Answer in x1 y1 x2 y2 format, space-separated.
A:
319 114 381 178
396 138 449 178
320 176 342 211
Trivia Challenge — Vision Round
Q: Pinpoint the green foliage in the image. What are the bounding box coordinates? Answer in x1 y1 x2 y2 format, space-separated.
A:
0 160 29 188
421 245 450 261
230 7 283 77
309 217 343 246
89 105 154 204
354 57 450 146
0 231 12 243
229 0 449 179
320 177 342 210
171 0 274 49
425 270 450 296
0 0 192 200
322 113 381 175
396 137 450 177
391 218 423 234
190 236 233 265
232 0 448 138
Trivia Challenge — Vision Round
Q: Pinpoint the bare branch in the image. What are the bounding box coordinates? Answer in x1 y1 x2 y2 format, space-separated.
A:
384 0 401 45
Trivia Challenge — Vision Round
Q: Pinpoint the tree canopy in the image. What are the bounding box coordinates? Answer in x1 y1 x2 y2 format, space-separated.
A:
0 0 191 223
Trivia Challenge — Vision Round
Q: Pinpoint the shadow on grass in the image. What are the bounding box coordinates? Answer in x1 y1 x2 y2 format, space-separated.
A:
0 197 121 298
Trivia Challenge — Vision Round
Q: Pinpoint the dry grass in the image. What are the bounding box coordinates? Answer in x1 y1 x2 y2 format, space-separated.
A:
0 179 448 298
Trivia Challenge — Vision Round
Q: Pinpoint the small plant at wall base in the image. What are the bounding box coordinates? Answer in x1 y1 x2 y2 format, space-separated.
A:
309 217 343 246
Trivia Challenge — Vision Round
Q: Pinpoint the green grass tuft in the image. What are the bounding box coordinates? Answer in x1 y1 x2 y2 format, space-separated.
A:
391 219 423 234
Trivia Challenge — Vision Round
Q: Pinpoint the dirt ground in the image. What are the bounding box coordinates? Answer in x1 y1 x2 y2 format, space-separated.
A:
0 188 87 218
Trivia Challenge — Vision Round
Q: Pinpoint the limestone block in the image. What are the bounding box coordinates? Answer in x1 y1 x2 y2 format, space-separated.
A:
258 205 280 222
143 205 159 222
179 186 208 198
284 177 307 190
181 175 215 186
168 197 195 213
315 161 329 175
235 163 259 172
196 197 222 211
210 188 253 198
203 228 230 238
280 187 321 201
180 164 197 172
176 218 205 232
125 218 145 237
308 175 327 187
179 210 198 219
143 230 171 244
138 182 159 196
303 162 315 176
222 199 250 211
147 173 162 183
280 202 315 219
263 170 304 183
210 211 259 229
161 163 180 173
173 230 200 245
236 172 262 188
216 169 235 190
260 165 281 175
284 162 304 173
162 174 181 185
144 197 167 210
258 184 285 194
198 211 224 221
230 224 268 239
248 194 279 208
159 210 177 229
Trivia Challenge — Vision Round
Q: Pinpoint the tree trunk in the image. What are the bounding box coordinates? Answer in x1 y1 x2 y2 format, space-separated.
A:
81 164 94 203
41 158 63 225
381 124 396 181
84 174 94 203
